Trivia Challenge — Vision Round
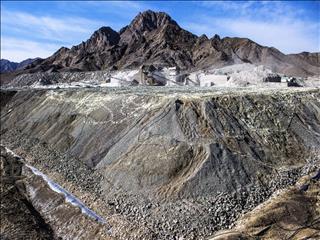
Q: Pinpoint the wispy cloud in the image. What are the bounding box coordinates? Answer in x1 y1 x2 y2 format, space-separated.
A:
201 1 255 15
0 9 108 61
0 3 150 62
219 18 319 53
183 1 320 53
1 10 104 43
200 1 305 20
0 37 61 62
59 1 149 22
85 1 146 11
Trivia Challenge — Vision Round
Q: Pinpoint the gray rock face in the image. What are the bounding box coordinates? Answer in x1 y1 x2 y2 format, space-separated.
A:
1 87 320 239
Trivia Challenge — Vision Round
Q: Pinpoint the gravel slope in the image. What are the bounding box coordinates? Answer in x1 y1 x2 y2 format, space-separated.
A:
1 87 319 239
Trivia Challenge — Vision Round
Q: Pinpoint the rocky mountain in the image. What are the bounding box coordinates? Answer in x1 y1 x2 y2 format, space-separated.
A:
7 10 320 77
0 59 17 73
0 58 40 73
288 52 319 66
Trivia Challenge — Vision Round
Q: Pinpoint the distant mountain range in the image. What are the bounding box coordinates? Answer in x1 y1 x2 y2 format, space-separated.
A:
0 58 40 73
2 10 320 80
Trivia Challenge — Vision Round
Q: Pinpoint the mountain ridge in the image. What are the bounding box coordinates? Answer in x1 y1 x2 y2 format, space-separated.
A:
4 10 320 78
0 58 40 73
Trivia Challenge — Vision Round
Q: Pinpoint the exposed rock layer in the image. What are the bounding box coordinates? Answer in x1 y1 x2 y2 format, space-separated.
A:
1 87 320 239
1 88 320 198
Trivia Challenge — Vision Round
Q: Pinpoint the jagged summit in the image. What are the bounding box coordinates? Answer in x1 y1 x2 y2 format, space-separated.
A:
84 26 120 49
212 34 221 40
5 10 319 78
92 26 119 41
128 10 178 32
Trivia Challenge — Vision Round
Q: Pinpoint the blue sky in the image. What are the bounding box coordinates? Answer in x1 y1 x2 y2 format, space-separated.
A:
1 1 319 62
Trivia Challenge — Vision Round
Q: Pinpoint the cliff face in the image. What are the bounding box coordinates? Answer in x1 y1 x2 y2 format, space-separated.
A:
1 88 319 239
11 10 319 78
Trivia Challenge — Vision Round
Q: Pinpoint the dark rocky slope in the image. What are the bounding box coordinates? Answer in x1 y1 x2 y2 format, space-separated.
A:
210 170 320 240
8 10 320 78
0 58 41 86
0 146 112 240
0 150 55 240
1 87 319 239
0 58 40 73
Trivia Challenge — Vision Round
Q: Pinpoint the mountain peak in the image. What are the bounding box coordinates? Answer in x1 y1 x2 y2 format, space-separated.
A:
128 10 177 32
89 26 120 46
93 26 117 36
212 34 221 40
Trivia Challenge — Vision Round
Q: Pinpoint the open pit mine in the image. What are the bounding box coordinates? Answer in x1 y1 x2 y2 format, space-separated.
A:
1 10 320 240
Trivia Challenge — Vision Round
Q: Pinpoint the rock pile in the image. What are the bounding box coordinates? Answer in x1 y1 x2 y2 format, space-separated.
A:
1 87 319 239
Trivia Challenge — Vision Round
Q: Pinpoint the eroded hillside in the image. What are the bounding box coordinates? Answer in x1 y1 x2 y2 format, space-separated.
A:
1 87 320 239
